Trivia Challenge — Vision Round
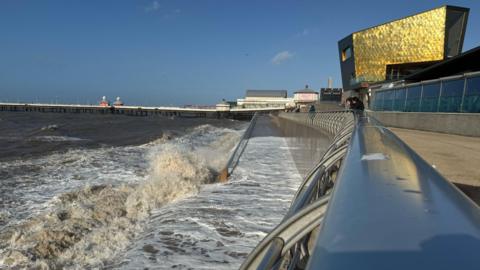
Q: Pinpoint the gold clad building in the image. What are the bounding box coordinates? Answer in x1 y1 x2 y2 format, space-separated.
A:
338 5 469 96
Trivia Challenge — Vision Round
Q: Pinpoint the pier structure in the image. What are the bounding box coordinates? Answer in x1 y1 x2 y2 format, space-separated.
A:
0 102 284 119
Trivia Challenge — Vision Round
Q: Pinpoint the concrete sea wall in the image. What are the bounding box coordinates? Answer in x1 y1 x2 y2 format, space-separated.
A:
368 111 480 137
272 112 353 177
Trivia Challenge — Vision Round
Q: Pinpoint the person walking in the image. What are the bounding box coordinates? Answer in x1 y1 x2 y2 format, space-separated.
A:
351 97 364 110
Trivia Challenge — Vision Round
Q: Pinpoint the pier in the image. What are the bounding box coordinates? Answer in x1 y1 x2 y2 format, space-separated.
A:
0 102 284 120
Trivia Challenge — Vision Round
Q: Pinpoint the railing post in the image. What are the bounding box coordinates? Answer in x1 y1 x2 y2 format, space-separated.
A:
419 84 424 112
460 77 467 112
437 81 443 112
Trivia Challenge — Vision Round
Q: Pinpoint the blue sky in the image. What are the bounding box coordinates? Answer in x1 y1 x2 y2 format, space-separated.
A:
1 0 479 106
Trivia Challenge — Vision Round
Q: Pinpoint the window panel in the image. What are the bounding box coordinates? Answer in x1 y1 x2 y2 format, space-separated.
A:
405 86 421 112
394 88 406 111
374 91 385 110
383 90 394 111
375 75 480 113
439 79 464 112
420 83 440 112
342 47 352 61
464 76 480 113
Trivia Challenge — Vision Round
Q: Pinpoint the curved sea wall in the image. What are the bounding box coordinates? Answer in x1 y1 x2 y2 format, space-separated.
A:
273 111 354 177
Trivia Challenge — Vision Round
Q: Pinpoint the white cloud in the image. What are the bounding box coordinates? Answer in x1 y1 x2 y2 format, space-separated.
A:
294 28 315 38
145 1 161 12
271 51 295 65
163 9 181 19
144 2 181 19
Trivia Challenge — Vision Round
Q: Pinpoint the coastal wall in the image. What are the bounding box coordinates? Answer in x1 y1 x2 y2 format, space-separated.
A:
272 116 332 177
271 112 353 177
368 111 480 137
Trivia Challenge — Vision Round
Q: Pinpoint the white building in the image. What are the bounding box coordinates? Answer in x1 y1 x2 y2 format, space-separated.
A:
294 85 319 105
237 90 295 109
113 97 124 106
216 100 231 111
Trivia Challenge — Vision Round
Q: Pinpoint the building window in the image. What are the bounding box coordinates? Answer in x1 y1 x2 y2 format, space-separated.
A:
373 91 384 110
465 76 480 113
405 86 421 112
439 79 464 112
342 47 352 61
394 88 407 111
373 74 480 113
383 90 395 111
420 83 441 112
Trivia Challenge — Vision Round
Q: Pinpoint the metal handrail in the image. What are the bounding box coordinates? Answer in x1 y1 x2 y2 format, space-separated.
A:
225 112 258 176
278 110 354 139
287 144 348 217
240 196 330 270
280 110 355 216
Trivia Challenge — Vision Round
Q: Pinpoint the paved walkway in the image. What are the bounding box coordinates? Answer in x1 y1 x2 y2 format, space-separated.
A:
390 127 480 204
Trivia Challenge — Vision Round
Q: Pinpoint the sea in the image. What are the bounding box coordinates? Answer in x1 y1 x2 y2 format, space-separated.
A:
0 112 303 269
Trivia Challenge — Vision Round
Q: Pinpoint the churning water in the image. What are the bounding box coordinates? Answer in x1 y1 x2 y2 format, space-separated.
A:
0 112 303 269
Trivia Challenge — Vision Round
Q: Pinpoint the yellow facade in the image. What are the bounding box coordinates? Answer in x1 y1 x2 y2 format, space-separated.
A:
353 6 447 82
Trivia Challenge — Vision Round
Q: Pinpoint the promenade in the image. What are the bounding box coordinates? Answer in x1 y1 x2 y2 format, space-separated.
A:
390 127 480 204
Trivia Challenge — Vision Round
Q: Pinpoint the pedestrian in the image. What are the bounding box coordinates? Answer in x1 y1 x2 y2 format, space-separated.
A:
308 104 316 121
345 97 354 109
351 97 364 110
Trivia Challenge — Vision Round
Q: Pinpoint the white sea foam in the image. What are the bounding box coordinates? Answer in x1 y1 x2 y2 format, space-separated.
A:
29 135 86 142
112 135 304 269
40 124 59 131
0 124 242 269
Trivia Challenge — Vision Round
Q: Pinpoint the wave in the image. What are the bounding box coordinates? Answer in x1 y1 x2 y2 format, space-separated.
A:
29 136 86 142
0 124 242 269
40 124 59 131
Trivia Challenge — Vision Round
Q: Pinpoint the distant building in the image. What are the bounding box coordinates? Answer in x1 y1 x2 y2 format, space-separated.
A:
99 96 109 107
237 90 294 108
338 5 469 104
216 99 231 111
113 97 124 106
294 85 319 105
246 90 288 99
320 88 343 102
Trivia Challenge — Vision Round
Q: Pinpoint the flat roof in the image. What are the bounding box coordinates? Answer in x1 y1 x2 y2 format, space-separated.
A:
245 90 288 98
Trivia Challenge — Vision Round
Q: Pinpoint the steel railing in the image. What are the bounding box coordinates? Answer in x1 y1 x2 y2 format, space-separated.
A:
277 111 354 139
240 196 330 270
224 112 259 177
